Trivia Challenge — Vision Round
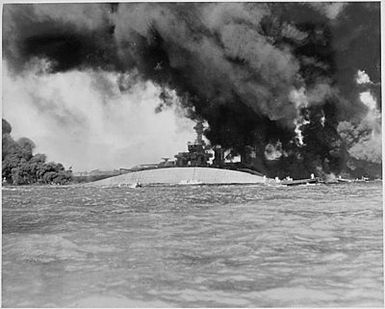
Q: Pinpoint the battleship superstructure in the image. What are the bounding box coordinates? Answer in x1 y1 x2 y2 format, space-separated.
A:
91 121 266 186
174 121 212 167
129 120 229 171
90 121 369 186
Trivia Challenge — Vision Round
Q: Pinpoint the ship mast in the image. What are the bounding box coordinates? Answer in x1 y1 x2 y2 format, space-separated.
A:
193 120 204 145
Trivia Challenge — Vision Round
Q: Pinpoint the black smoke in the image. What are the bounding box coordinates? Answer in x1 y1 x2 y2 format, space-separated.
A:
2 119 72 185
3 3 381 179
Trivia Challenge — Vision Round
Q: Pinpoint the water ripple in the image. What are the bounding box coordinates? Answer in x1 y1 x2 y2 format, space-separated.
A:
2 182 383 307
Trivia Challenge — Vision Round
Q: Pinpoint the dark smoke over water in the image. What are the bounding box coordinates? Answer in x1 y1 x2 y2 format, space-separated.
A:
3 2 381 178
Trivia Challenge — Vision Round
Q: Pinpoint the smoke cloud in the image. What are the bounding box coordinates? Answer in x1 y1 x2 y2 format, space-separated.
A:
3 2 381 178
338 88 381 165
3 62 195 171
2 118 72 185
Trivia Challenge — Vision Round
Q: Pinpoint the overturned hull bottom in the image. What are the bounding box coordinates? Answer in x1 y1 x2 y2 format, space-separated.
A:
89 167 266 186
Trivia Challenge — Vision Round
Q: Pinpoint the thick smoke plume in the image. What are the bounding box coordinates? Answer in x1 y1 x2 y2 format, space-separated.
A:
2 119 72 185
3 3 381 178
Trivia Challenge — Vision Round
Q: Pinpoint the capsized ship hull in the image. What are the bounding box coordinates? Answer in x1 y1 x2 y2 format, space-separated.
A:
89 167 266 186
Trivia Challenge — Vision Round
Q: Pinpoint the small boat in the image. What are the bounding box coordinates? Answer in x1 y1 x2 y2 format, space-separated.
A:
337 177 352 183
129 182 142 188
281 178 318 186
179 179 202 185
353 177 369 183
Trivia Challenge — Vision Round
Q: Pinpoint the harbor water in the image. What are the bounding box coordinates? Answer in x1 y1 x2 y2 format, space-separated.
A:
2 182 383 307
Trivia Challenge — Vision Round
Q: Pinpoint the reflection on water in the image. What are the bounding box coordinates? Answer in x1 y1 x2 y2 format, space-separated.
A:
2 182 383 307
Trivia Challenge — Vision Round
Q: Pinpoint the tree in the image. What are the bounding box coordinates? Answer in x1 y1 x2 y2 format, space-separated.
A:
2 119 12 134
